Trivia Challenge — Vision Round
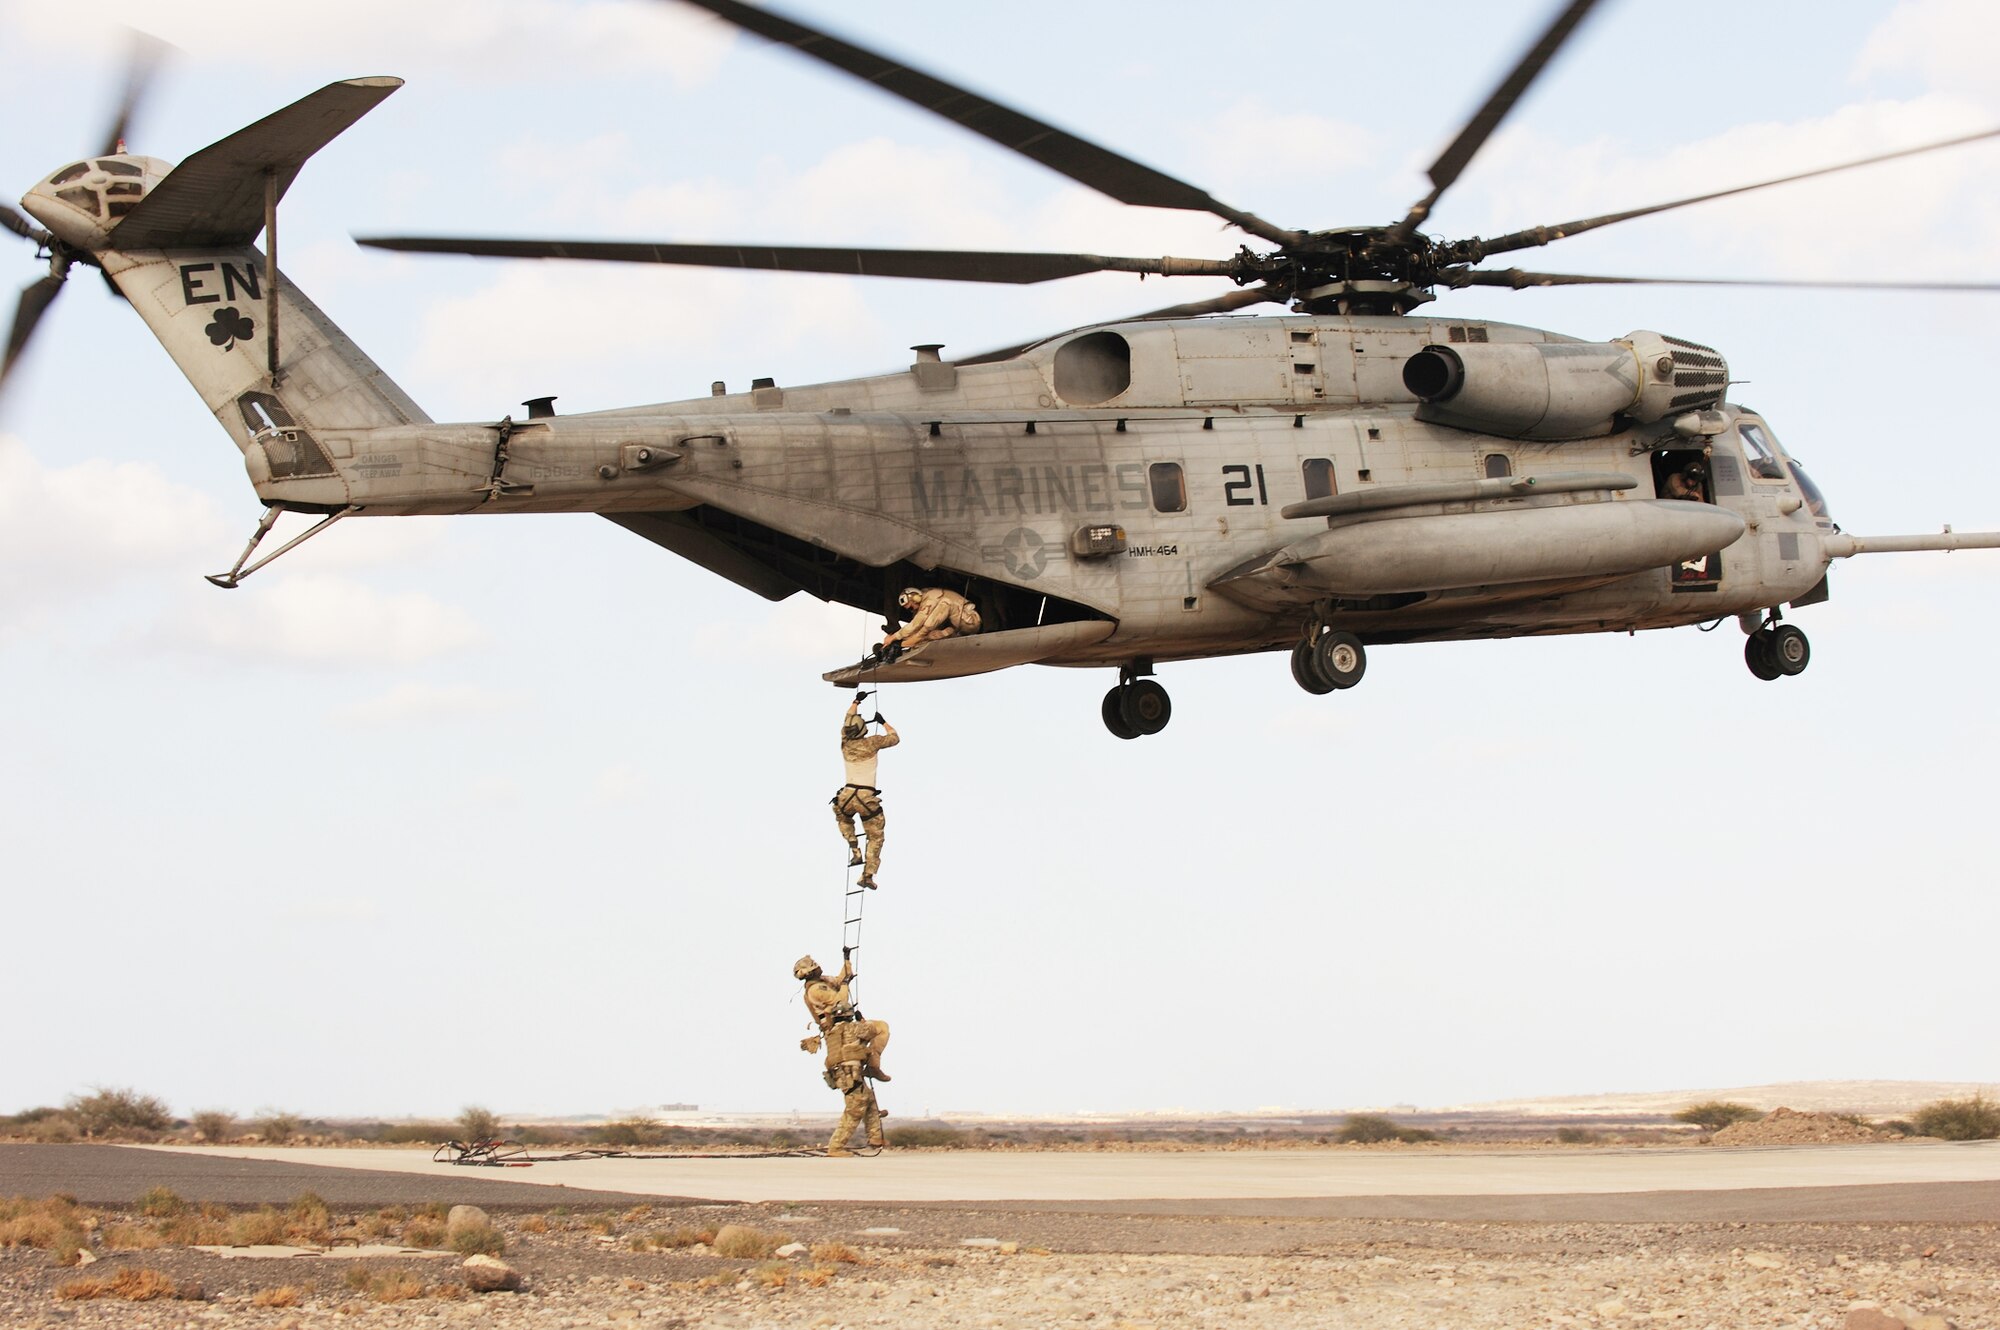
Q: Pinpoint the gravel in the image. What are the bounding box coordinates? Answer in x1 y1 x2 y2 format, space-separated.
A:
3 1196 1994 1329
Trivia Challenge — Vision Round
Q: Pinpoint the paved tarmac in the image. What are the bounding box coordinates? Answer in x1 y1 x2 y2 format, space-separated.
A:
5 1140 1989 1221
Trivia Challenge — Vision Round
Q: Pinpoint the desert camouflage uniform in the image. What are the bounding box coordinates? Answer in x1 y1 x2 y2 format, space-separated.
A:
824 1022 886 1155
833 704 898 883
885 588 980 651
800 957 891 1080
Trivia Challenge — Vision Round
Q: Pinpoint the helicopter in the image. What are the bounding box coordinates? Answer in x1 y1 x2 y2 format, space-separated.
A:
7 1 2000 740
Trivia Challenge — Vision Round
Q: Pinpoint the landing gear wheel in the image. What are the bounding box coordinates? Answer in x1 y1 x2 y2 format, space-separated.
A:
1101 686 1140 740
1291 639 1335 695
1119 679 1172 736
1769 623 1810 676
1744 631 1782 682
1313 631 1367 690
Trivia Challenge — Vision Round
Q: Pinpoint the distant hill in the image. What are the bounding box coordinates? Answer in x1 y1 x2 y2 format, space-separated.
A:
1437 1081 2000 1118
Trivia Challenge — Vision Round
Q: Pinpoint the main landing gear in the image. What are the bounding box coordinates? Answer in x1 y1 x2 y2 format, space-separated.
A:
1743 613 1810 682
1290 627 1367 695
1102 663 1171 740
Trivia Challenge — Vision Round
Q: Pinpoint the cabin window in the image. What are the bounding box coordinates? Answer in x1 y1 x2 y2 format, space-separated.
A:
97 159 144 176
1301 457 1336 500
1483 453 1512 479
1148 462 1187 513
1053 330 1131 405
1738 422 1785 480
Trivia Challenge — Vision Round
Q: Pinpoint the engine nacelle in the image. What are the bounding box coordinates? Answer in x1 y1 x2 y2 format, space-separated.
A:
1401 331 1728 441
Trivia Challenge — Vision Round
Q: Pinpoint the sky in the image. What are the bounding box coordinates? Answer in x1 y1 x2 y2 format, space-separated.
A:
1 0 1997 1124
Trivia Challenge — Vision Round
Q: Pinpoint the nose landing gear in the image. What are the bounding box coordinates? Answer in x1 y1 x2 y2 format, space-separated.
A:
1743 613 1810 681
1102 663 1171 739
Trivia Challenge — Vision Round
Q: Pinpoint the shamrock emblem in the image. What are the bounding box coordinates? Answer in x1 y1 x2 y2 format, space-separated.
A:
205 306 255 350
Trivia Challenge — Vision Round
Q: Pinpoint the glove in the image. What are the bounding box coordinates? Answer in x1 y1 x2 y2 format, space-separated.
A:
853 689 873 703
800 1036 822 1054
842 945 852 959
871 713 884 725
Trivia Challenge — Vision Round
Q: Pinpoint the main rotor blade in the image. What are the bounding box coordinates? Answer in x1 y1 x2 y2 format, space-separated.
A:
97 31 168 156
1468 126 2000 259
669 0 1300 245
2 274 66 392
1445 266 2000 293
953 286 1275 366
1 204 49 245
357 235 1236 284
1387 0 1604 242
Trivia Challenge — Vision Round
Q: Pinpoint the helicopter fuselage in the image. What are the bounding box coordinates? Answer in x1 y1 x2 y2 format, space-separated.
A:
225 308 1831 670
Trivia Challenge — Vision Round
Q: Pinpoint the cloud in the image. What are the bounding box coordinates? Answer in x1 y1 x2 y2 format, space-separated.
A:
1464 96 2000 279
333 681 528 728
1856 0 2000 107
148 573 487 666
0 437 228 621
3 0 734 85
693 596 871 663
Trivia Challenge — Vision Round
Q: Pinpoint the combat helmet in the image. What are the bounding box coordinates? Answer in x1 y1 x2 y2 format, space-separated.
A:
793 955 821 980
897 586 923 608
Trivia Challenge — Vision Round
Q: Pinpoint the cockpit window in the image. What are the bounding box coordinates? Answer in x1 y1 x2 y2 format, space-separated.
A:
1788 460 1831 520
51 162 89 185
96 159 144 176
1738 422 1785 480
56 187 100 215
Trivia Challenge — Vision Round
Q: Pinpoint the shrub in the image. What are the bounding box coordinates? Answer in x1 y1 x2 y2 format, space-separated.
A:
24 1115 81 1144
518 1215 549 1235
66 1088 172 1139
456 1106 502 1141
286 1192 331 1244
137 1186 185 1219
191 1111 234 1144
1672 1101 1763 1132
255 1111 301 1144
886 1124 966 1148
226 1207 289 1247
372 1122 455 1145
1336 1114 1435 1144
103 1222 166 1250
812 1241 860 1264
0 1195 94 1264
645 1225 713 1249
57 1268 184 1301
597 1117 665 1148
449 1223 505 1256
345 1264 427 1302
711 1224 787 1259
251 1286 303 1308
401 1216 447 1248
1913 1094 2000 1141
1554 1127 1599 1145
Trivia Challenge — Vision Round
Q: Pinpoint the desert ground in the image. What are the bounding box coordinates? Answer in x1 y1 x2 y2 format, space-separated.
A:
4 1130 1997 1330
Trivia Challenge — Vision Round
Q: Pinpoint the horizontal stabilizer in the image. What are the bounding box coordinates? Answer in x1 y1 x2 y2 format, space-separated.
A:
111 78 402 249
825 620 1115 685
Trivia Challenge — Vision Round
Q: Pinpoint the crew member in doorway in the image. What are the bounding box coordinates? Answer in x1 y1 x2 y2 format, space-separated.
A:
1663 460 1708 503
794 949 891 1083
822 1020 887 1158
877 586 980 659
832 692 897 889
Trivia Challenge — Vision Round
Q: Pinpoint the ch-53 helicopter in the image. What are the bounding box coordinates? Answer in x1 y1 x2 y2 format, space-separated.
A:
7 1 2000 739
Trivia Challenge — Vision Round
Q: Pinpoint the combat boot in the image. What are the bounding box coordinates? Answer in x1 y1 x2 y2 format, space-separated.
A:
858 876 877 890
867 1133 886 1149
847 847 864 867
866 1058 891 1083
826 1147 856 1158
